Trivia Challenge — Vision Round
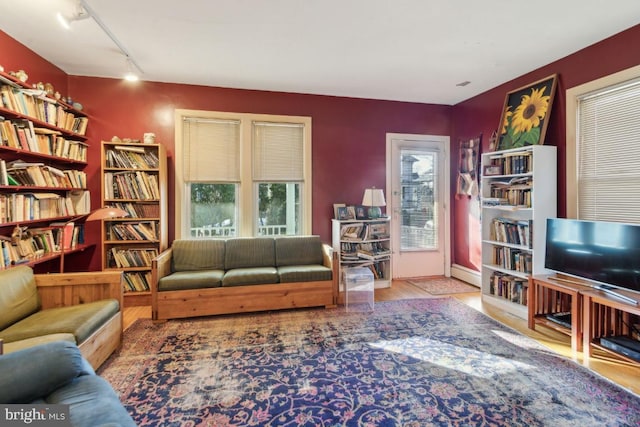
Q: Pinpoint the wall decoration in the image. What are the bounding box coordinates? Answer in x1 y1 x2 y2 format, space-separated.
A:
497 74 557 151
456 135 481 197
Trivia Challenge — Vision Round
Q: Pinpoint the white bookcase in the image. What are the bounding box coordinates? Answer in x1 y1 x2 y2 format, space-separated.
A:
480 145 556 319
332 218 392 290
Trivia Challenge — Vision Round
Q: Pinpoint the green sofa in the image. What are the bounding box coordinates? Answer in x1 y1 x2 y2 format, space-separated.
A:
0 266 123 369
152 236 337 320
0 341 135 426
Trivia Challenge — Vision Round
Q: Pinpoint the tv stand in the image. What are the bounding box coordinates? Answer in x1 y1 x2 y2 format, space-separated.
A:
583 288 640 365
592 284 639 306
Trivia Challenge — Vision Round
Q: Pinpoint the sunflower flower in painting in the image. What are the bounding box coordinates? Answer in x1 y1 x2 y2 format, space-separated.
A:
511 86 550 134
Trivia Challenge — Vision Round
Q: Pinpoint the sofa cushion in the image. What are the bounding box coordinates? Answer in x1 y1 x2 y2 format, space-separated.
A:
172 239 225 271
0 265 40 330
158 270 224 291
0 299 119 344
225 237 275 269
222 267 279 287
275 236 324 266
46 374 136 427
278 265 333 283
0 341 90 404
3 333 76 354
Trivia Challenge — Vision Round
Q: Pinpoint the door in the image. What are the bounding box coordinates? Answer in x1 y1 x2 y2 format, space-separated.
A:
386 134 450 279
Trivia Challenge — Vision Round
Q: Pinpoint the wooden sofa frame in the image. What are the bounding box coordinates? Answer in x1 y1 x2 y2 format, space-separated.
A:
151 244 338 321
34 271 123 369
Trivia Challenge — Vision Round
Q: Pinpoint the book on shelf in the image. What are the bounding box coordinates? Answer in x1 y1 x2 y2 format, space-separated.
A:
49 221 74 250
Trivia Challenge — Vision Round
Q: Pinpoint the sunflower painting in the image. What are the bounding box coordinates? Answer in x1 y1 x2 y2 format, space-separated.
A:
497 74 557 151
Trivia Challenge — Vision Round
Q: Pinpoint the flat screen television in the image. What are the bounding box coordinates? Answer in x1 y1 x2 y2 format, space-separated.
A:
545 218 640 295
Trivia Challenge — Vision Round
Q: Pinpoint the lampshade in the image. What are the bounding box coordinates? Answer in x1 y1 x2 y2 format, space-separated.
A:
85 207 130 221
362 188 386 207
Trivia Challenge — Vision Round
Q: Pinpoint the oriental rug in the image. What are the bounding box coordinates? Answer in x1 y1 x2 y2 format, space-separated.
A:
99 298 640 426
407 277 479 295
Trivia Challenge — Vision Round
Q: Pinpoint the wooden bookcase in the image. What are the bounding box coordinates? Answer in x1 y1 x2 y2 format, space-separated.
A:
332 217 392 291
480 145 557 319
0 70 91 272
100 140 167 306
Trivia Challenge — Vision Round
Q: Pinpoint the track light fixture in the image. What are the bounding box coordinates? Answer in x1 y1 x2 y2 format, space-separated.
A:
56 0 143 81
56 4 89 30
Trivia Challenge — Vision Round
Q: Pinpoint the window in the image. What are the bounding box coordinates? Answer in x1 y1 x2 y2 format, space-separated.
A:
175 110 312 238
566 65 640 223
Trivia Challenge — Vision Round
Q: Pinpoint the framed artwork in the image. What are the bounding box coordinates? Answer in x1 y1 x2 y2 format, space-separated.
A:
333 203 346 219
336 206 349 220
355 205 367 220
497 74 557 151
456 135 481 197
346 206 356 220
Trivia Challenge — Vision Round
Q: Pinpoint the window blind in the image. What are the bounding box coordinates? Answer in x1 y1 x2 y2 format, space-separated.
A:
183 117 240 182
252 121 304 181
577 78 640 223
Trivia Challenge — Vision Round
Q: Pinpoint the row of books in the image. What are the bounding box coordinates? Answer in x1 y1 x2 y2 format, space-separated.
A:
107 247 159 268
123 271 152 292
340 241 391 261
490 217 532 247
107 202 160 218
487 152 533 175
340 222 389 241
489 272 528 306
492 246 532 274
489 187 532 207
0 223 84 269
105 146 160 169
0 85 88 135
106 221 159 241
1 159 86 189
104 171 160 200
0 190 90 224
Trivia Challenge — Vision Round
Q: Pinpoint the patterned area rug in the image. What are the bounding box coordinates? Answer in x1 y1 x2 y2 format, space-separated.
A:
99 299 640 426
407 277 480 294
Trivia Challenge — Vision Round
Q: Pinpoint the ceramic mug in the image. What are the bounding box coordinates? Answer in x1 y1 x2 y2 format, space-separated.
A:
143 132 156 144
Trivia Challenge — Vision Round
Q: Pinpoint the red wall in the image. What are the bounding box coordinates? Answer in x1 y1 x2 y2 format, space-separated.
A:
450 23 640 273
70 78 450 269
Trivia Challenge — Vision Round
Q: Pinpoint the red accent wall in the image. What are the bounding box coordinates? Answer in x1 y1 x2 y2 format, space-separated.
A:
450 23 640 273
69 78 450 269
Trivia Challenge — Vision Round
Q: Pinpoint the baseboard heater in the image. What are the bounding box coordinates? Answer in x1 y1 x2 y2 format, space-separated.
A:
599 336 640 362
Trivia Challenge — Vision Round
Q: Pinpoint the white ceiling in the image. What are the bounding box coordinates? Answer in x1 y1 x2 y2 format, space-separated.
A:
1 1 639 105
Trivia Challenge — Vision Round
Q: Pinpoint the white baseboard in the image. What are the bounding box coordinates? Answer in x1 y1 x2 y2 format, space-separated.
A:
451 264 481 288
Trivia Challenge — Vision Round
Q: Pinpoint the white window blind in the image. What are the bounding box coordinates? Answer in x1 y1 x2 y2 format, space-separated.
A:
183 118 240 182
252 121 304 181
577 78 640 223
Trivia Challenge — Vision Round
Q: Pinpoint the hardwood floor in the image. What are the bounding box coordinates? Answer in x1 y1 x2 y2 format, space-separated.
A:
123 278 640 394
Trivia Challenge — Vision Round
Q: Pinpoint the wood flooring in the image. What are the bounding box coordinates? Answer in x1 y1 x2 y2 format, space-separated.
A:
123 278 640 395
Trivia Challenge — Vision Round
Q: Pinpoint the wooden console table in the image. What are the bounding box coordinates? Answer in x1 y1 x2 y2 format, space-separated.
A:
582 288 640 364
528 275 592 356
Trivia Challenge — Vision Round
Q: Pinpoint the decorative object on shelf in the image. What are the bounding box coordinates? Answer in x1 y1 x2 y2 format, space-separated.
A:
488 129 498 151
14 70 28 83
456 135 481 197
143 132 156 144
497 74 558 151
362 188 386 219
333 203 346 219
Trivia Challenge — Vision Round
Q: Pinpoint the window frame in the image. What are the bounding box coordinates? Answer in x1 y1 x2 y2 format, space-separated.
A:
175 109 312 238
566 64 640 219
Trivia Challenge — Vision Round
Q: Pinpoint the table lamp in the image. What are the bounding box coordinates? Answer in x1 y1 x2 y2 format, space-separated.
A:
362 188 386 219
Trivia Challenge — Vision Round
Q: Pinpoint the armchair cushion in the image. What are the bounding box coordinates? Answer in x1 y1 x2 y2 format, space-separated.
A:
0 299 119 344
0 341 90 404
0 265 39 330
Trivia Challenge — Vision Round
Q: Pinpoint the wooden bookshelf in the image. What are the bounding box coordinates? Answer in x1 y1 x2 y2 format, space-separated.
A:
100 140 167 306
0 71 90 272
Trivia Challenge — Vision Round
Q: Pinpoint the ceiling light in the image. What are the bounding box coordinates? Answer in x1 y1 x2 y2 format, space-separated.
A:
456 81 471 87
57 0 144 82
124 57 139 82
56 4 89 30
